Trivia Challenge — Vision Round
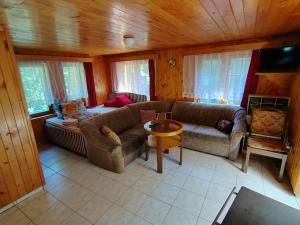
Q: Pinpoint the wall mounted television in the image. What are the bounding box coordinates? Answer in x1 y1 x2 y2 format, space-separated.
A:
259 46 300 72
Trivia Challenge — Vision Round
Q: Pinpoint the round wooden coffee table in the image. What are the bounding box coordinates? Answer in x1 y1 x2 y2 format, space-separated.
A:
144 119 183 173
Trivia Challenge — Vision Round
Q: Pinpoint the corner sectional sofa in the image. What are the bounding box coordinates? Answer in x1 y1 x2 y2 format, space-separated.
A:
80 101 246 173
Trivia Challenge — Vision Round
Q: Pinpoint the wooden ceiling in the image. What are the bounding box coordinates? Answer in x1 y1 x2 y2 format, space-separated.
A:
0 0 300 56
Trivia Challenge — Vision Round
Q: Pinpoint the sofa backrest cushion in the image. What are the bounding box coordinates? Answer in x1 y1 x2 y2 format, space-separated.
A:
84 107 136 134
127 101 174 124
172 102 244 127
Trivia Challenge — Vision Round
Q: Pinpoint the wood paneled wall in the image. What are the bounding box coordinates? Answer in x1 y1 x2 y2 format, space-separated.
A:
287 70 300 194
0 27 44 208
104 36 300 100
256 74 295 96
93 56 111 104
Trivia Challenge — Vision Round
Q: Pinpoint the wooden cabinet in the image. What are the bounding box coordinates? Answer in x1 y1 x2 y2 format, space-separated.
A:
0 27 44 209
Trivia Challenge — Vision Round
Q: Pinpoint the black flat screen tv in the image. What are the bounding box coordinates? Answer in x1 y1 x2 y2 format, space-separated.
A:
259 46 300 72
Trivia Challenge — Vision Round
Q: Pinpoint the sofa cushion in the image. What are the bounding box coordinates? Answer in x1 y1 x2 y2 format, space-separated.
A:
100 125 121 145
172 102 243 127
119 125 146 149
116 95 134 106
140 110 156 123
86 107 136 134
183 123 229 141
182 123 230 157
128 101 174 124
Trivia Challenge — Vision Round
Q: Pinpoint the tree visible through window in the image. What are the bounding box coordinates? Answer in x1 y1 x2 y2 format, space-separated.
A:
19 62 53 115
111 60 150 97
183 51 251 105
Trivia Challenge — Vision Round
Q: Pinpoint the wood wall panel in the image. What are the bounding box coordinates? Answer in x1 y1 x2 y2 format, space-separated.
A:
255 74 295 96
287 70 300 194
31 114 55 146
93 56 110 104
155 49 183 100
0 27 44 208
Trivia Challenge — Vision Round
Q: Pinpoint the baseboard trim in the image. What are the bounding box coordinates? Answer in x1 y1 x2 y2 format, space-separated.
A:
0 187 43 213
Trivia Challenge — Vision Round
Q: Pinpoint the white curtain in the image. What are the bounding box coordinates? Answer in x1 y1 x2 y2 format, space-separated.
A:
62 62 88 101
18 61 54 114
183 50 252 105
111 60 150 96
46 61 67 101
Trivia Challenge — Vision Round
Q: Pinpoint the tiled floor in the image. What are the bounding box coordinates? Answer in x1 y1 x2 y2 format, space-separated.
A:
1 144 300 225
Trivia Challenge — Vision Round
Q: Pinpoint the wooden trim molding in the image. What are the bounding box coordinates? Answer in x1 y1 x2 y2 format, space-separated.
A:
15 54 94 62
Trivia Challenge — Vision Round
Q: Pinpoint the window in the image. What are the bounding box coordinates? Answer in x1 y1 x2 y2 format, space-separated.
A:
19 61 88 115
183 51 251 105
111 60 150 96
62 62 88 100
18 62 53 115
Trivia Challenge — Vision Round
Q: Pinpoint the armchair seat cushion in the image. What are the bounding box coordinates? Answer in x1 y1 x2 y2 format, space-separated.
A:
247 136 288 153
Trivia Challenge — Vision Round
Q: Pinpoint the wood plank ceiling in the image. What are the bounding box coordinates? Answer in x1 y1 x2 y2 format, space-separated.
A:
0 0 300 56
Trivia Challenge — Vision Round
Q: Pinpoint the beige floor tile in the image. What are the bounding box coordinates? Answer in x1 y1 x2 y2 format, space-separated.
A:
199 198 222 222
0 207 31 225
151 183 180 204
183 176 210 197
128 216 152 225
44 173 73 191
211 171 237 189
51 182 94 210
18 192 58 220
162 170 188 187
137 197 171 225
100 179 129 202
77 194 113 223
42 166 57 178
162 206 198 225
196 218 211 225
206 183 233 204
33 201 73 225
132 177 160 195
111 171 143 186
117 188 148 213
49 158 79 172
173 190 205 216
87 174 112 194
190 166 214 181
60 212 92 225
95 205 134 225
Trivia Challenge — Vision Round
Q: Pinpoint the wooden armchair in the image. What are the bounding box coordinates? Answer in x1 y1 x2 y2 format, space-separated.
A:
243 109 291 180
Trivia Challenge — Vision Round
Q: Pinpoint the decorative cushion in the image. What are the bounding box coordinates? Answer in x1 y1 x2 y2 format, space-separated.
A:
216 119 234 134
251 109 286 137
100 125 121 145
104 99 122 107
140 110 156 123
116 95 133 106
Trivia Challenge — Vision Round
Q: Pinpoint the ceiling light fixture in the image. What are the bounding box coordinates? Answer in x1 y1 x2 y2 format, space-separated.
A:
123 35 135 46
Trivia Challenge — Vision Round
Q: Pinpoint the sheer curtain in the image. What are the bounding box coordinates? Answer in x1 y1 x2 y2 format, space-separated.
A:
62 62 88 101
46 61 67 101
111 60 150 96
18 62 53 114
183 51 252 105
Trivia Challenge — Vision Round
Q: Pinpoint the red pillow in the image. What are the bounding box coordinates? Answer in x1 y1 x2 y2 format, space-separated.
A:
116 95 133 106
104 99 122 107
140 110 156 123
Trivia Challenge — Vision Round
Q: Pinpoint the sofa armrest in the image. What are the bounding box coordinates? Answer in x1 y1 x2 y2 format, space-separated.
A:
229 119 246 160
80 121 125 173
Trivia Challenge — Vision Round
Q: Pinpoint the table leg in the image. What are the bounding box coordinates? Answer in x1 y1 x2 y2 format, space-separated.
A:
278 155 287 181
179 133 183 165
156 136 163 173
145 143 149 161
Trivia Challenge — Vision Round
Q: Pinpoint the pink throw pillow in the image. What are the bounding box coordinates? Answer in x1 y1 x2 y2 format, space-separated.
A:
140 110 156 123
116 95 133 106
104 99 122 107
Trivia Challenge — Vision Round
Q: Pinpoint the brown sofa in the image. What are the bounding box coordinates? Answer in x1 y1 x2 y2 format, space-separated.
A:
80 101 246 173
